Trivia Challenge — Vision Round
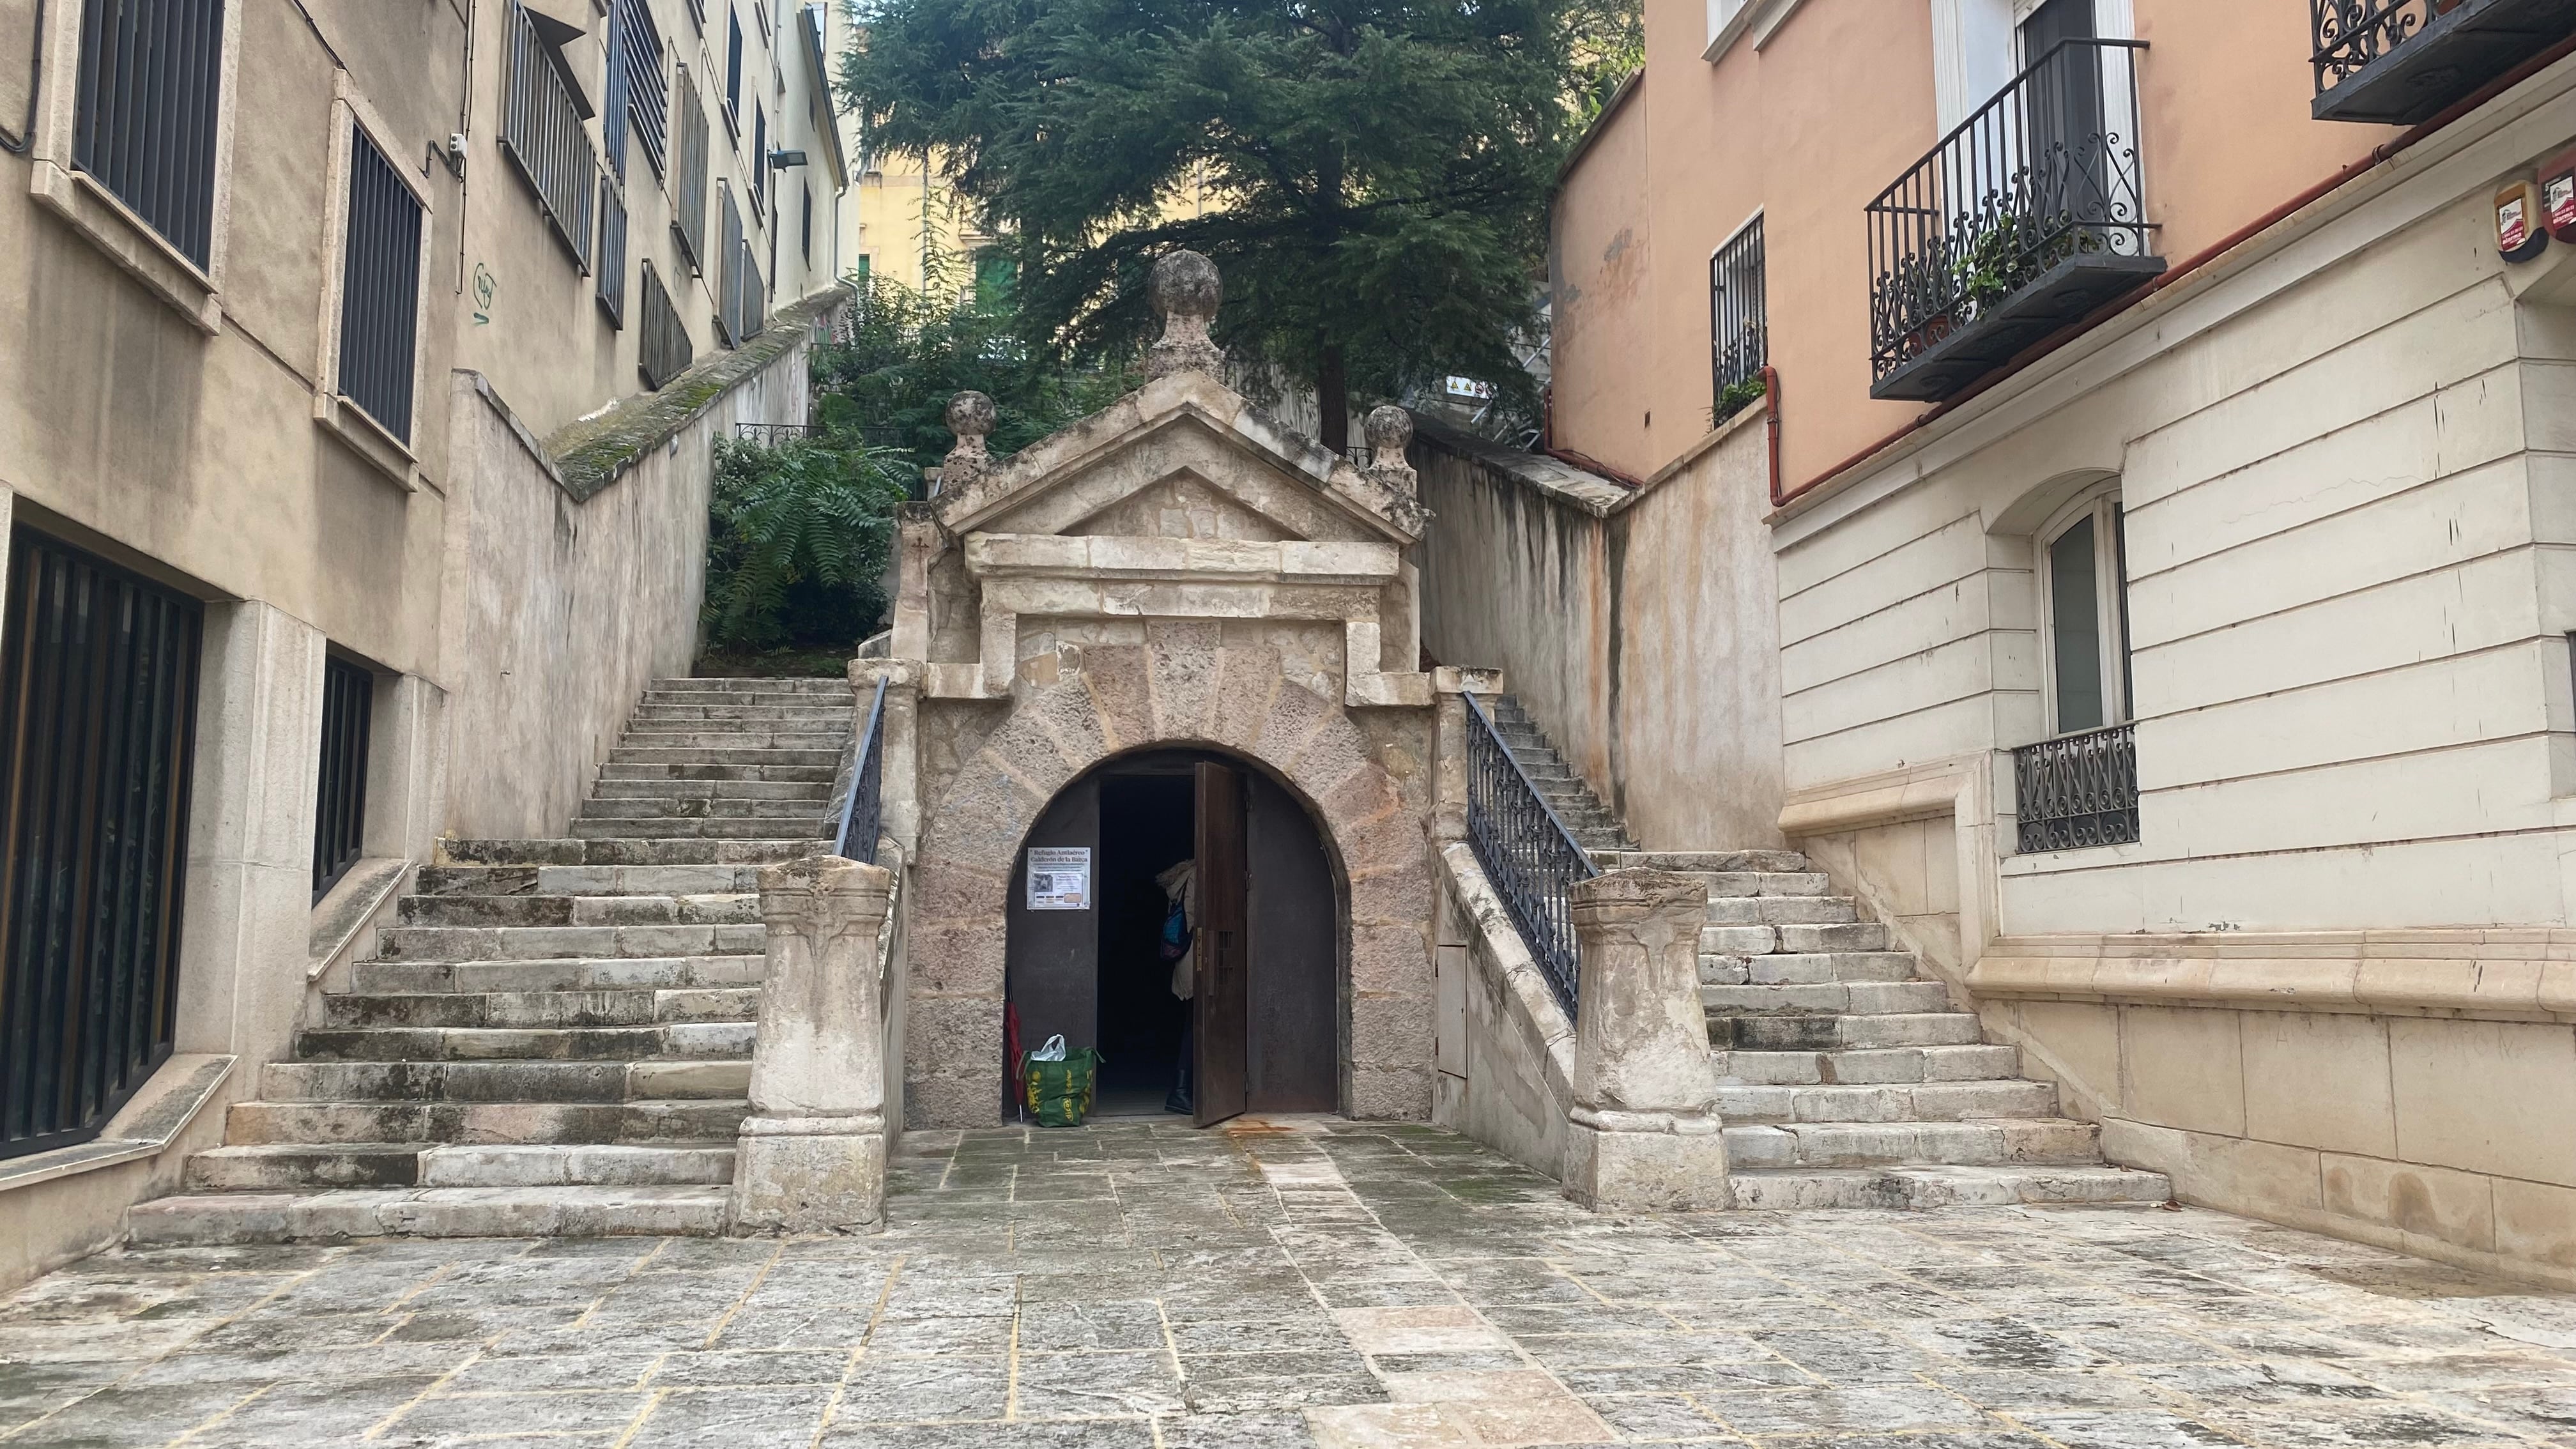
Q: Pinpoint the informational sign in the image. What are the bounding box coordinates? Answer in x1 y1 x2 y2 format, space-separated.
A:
1443 375 1495 401
1026 848 1091 910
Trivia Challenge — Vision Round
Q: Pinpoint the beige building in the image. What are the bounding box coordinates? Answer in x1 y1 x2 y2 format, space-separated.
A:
1427 0 2576 1286
0 0 856 1290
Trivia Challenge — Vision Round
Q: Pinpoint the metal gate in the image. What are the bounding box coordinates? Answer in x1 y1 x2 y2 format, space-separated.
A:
0 532 202 1160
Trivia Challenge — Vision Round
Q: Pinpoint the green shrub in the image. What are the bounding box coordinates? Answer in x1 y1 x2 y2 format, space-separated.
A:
702 436 911 652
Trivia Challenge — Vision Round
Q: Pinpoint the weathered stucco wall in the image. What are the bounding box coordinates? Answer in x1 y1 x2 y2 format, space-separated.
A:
1433 844 1576 1181
1416 417 1784 852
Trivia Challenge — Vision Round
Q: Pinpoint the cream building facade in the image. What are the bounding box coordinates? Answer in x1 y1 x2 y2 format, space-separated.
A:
0 0 858 1291
1430 0 2576 1287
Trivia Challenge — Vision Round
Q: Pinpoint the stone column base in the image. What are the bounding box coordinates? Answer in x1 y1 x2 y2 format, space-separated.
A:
1563 1107 1734 1213
729 1114 886 1235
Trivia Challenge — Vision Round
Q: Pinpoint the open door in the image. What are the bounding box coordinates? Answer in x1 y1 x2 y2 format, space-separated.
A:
1193 761 1249 1126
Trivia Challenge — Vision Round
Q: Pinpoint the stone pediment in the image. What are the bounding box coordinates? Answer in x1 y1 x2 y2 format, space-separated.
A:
931 372 1427 548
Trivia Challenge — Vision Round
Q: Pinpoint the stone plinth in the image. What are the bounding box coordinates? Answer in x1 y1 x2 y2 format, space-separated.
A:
731 855 895 1235
1562 868 1733 1211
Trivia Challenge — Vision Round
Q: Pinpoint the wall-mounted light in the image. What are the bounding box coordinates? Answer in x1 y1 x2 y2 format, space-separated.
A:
769 149 808 169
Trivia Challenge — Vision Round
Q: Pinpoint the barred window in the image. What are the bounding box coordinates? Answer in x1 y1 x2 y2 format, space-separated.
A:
751 107 767 220
638 259 692 389
498 0 596 269
725 9 743 130
672 64 710 275
800 181 811 264
73 0 227 268
717 180 763 346
335 126 424 444
596 171 628 327
1709 215 1765 424
617 0 667 180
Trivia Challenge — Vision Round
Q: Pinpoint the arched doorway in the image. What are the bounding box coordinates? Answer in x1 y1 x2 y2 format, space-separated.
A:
1004 747 1341 1126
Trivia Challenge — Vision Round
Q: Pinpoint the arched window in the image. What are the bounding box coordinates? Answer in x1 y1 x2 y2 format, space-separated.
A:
2038 485 2130 736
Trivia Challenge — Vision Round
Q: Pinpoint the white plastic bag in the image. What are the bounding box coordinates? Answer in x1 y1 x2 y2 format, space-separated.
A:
1028 1034 1068 1062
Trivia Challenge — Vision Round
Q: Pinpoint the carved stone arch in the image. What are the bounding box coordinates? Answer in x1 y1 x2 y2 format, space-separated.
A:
902 623 1437 1129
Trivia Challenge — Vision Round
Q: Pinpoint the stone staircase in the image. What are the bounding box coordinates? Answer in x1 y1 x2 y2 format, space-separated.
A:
1484 696 1636 852
1489 712 2169 1209
126 677 855 1245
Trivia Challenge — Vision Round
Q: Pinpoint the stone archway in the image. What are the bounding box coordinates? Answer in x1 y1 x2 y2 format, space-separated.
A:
903 622 1436 1128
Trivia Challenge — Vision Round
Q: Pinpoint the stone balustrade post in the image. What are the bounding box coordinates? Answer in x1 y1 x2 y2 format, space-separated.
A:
1563 868 1734 1211
730 855 896 1235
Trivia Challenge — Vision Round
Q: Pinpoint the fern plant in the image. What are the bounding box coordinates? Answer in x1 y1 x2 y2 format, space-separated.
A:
701 437 912 652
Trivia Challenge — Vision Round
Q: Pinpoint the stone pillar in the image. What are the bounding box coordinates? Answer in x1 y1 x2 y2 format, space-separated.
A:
1562 869 1734 1211
731 855 896 1235
889 504 941 663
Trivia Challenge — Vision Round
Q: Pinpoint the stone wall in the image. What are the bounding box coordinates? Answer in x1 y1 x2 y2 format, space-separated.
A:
1414 415 1786 853
1433 843 1577 1180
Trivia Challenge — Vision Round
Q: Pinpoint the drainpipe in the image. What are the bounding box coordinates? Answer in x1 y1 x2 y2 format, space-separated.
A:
1761 365 1783 508
1772 31 2576 512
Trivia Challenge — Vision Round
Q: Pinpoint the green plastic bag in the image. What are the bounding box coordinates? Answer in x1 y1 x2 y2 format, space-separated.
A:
1022 1047 1102 1127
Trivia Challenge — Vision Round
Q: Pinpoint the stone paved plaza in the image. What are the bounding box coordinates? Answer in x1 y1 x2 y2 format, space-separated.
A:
3 1119 2574 1448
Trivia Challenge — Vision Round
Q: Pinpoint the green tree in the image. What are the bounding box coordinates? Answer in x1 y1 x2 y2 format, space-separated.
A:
840 0 1581 452
701 436 912 652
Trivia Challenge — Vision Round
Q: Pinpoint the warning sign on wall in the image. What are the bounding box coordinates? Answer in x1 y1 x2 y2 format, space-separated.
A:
1027 848 1092 910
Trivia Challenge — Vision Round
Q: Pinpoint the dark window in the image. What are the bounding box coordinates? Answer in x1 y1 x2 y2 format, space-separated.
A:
73 0 227 269
596 170 627 327
717 180 762 345
726 10 743 129
617 0 667 179
335 126 425 445
752 107 767 219
672 65 709 274
639 258 693 388
800 181 811 264
312 656 372 903
498 0 597 269
0 531 202 1161
1708 215 1765 424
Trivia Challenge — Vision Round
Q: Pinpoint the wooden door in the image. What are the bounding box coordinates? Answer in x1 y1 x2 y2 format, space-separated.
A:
1192 761 1248 1126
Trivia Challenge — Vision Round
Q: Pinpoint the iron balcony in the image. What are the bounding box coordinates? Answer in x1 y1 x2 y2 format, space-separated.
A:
2312 0 2576 125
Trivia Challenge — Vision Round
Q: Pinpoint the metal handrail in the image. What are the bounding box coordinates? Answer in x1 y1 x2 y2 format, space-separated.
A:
1460 691 1599 1015
833 677 889 864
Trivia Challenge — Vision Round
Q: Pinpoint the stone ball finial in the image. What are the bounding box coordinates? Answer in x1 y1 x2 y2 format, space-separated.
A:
1144 250 1226 381
935 390 997 496
1361 403 1418 498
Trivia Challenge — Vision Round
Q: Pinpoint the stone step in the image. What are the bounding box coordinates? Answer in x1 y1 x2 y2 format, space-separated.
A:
1703 896 1860 926
1701 951 1924 986
1595 850 1811 874
351 954 765 995
607 746 843 767
184 1142 736 1191
588 778 834 801
259 1059 749 1103
438 838 827 867
395 893 759 928
224 1097 749 1146
375 923 768 962
645 684 851 701
1699 921 1892 955
616 730 850 750
652 675 853 691
1722 1117 2106 1169
636 694 847 714
1699 981 1955 1017
126 1184 732 1245
1728 1165 2171 1210
568 817 832 841
599 762 838 783
291 1022 755 1062
1706 1011 1982 1051
1712 1042 2021 1085
415 864 771 899
1713 1078 2062 1123
629 705 852 724
579 796 828 820
320 986 759 1029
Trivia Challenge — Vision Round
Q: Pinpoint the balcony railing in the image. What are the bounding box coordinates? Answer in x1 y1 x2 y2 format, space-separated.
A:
1867 39 2161 402
2312 0 2576 125
1710 215 1767 425
498 0 596 271
2013 722 2138 854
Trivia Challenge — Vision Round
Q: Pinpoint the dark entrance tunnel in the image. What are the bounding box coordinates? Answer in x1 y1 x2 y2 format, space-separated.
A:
1004 749 1339 1124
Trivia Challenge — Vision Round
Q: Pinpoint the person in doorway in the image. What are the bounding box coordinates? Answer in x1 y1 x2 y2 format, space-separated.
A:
1156 859 1195 1114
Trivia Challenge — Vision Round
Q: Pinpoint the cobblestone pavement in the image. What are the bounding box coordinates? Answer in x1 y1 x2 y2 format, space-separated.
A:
4 1119 2575 1448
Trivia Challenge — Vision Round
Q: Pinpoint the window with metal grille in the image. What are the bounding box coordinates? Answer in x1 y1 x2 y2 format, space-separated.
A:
596 171 628 326
638 259 693 388
617 0 666 179
1709 215 1765 424
312 655 372 903
800 181 811 264
751 107 767 220
72 0 227 270
672 65 710 275
717 181 763 345
335 126 425 445
0 530 202 1162
726 9 744 130
498 0 597 270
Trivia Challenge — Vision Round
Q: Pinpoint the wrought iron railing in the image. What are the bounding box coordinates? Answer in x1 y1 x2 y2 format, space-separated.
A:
73 0 226 269
638 259 691 389
735 423 813 445
336 126 425 443
1867 38 2150 387
2014 722 2139 854
834 677 889 864
1462 691 1597 1015
499 0 596 270
1710 215 1767 423
2312 0 2437 96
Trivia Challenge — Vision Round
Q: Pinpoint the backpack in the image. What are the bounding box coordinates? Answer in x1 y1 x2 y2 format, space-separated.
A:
1158 898 1193 962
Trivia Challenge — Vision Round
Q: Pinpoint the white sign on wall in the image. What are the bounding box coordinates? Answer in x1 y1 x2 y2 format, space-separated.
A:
1026 848 1092 910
